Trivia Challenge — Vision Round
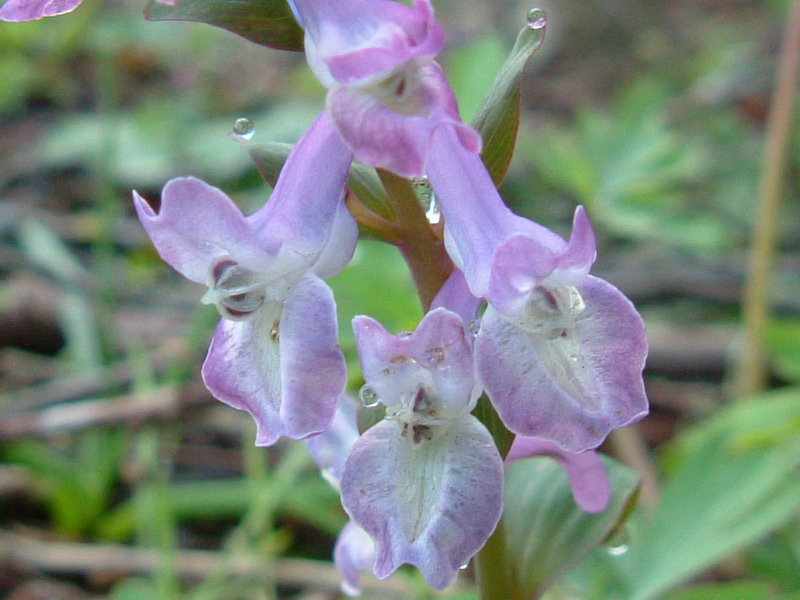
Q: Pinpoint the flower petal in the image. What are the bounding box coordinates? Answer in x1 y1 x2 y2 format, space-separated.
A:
0 0 82 21
430 268 482 325
306 396 359 486
334 520 376 596
428 125 561 297
202 273 343 445
202 304 284 446
133 177 278 284
327 62 479 177
294 0 443 86
278 273 346 439
340 415 503 589
506 437 611 513
248 112 355 264
353 308 475 417
477 276 648 452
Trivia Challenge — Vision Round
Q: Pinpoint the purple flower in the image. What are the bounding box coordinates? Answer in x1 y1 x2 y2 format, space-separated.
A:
305 396 375 596
290 0 479 176
427 125 648 453
341 308 503 590
0 0 174 22
133 113 357 446
506 436 611 514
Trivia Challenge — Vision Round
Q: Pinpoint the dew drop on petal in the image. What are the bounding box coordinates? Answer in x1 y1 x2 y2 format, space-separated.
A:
398 330 413 339
526 7 547 29
425 347 445 365
459 562 470 570
232 117 255 140
359 385 380 407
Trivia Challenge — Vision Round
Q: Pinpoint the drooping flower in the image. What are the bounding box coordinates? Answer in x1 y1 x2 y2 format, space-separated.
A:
426 125 648 453
341 308 503 590
134 113 357 446
289 0 480 176
506 436 611 514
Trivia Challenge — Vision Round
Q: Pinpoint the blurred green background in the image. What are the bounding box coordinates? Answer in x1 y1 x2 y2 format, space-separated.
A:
0 0 799 598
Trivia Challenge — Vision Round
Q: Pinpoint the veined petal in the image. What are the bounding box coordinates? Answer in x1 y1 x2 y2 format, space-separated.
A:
477 276 648 452
202 304 284 446
0 0 82 21
340 415 503 590
353 308 475 418
248 112 355 263
133 177 278 284
295 0 443 86
328 63 479 177
334 520 376 597
506 437 611 513
278 273 345 439
202 273 343 445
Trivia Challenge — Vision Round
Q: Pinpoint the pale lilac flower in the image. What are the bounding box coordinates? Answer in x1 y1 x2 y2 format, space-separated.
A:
506 436 611 513
341 308 503 590
304 396 376 596
0 0 175 22
289 0 479 176
427 125 648 453
134 113 356 446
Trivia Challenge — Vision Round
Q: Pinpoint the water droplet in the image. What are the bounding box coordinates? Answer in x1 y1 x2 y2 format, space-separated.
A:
425 195 441 225
468 319 481 334
604 527 629 556
359 385 380 407
526 7 547 29
269 319 280 342
231 117 255 140
459 562 470 570
411 176 440 224
398 330 412 339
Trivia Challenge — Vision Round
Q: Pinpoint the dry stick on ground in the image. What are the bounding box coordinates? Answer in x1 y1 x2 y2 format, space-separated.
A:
0 531 411 598
735 0 800 398
0 382 213 441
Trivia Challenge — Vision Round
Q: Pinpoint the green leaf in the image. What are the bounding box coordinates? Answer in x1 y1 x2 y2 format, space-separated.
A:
144 0 304 52
664 580 796 600
623 387 800 600
765 319 800 384
470 22 545 185
503 455 640 599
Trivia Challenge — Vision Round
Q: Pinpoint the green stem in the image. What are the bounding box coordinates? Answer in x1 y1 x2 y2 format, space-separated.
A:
735 1 800 398
376 169 453 310
475 520 522 600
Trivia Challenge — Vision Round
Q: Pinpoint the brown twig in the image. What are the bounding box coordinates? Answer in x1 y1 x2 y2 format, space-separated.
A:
0 530 411 597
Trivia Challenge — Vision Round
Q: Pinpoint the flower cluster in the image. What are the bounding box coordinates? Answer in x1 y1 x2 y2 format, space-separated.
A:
6 0 648 593
133 0 648 592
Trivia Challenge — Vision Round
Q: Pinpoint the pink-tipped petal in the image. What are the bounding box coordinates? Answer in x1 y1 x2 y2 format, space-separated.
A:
506 437 611 513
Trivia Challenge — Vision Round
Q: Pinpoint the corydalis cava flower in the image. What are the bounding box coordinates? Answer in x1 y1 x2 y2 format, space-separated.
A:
0 0 175 21
341 308 503 590
427 126 648 453
134 113 356 445
289 0 479 176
